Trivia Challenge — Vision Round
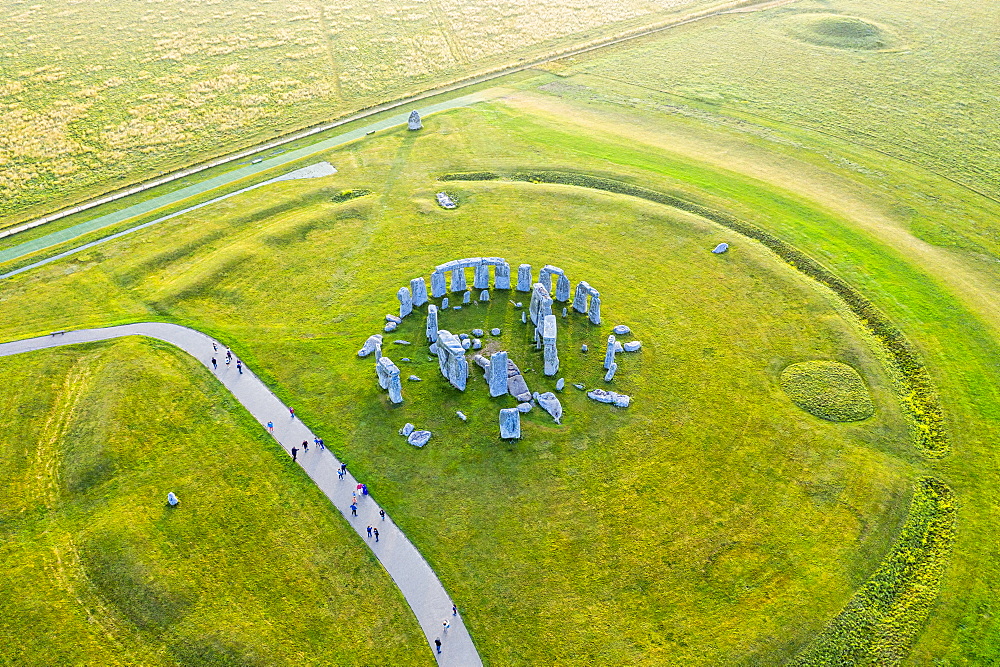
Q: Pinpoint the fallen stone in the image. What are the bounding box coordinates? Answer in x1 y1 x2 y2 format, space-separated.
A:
574 383 585 390
613 325 631 335
488 351 509 397
408 430 432 447
401 357 411 362
491 328 501 336
399 423 415 436
556 378 565 391
453 306 462 311
358 334 383 357
587 388 631 407
456 411 468 421
517 402 532 413
499 408 521 439
623 341 642 352
515 302 523 308
384 321 398 332
408 375 422 381
472 339 482 350
386 314 402 324
713 242 729 254
459 333 469 340
533 391 563 424
472 329 484 337
461 339 471 350
604 362 618 382
394 340 411 345
614 341 624 353
429 343 439 356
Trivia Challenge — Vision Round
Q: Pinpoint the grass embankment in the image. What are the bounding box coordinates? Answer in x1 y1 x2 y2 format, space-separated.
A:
441 170 946 458
780 361 875 422
0 338 428 666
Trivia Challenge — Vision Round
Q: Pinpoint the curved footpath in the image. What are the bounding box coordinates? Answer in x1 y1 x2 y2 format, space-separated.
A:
0 322 481 667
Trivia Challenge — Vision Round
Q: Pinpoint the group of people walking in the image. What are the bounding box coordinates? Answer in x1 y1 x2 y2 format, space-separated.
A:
210 342 242 374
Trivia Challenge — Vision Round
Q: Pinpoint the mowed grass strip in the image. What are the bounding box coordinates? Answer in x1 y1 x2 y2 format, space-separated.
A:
0 338 429 666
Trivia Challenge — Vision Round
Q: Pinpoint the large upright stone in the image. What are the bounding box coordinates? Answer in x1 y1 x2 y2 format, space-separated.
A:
543 314 559 376
538 265 564 295
604 334 617 370
516 264 532 292
410 277 428 307
397 286 413 319
426 305 439 343
488 351 508 397
573 281 590 313
408 110 422 130
436 330 469 390
495 262 511 290
450 267 467 293
589 293 602 325
555 275 571 302
474 262 490 289
376 357 403 404
529 283 553 326
431 271 447 298
499 408 521 439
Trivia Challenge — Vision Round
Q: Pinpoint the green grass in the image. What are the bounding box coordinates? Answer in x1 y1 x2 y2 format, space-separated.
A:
780 361 876 423
0 337 428 665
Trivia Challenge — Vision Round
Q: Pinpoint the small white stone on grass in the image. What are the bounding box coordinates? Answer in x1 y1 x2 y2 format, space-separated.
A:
472 328 484 337
399 423 415 436
623 341 642 352
517 402 532 413
384 321 398 332
581 344 588 352
613 325 631 335
408 375 422 381
491 328 501 336
556 378 565 391
456 411 468 421
408 430 432 447
386 314 402 324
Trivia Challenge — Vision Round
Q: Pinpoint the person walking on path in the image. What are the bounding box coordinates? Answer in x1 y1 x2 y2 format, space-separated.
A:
452 604 457 616
367 525 373 538
318 438 325 450
350 503 357 517
267 421 274 433
434 639 442 654
236 359 242 374
301 439 309 453
338 468 345 480
291 447 298 462
213 342 217 352
373 527 379 542
211 357 217 370
362 484 368 496
341 463 348 474
225 348 232 364
379 509 385 521
289 407 295 418
352 492 358 505
443 619 450 632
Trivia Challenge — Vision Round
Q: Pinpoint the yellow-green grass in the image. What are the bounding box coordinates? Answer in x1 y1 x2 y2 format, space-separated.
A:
0 103 944 664
0 337 427 665
780 361 875 423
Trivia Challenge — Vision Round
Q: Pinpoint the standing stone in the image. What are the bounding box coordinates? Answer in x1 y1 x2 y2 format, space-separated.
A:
538 267 553 294
555 275 571 302
436 330 469 390
451 268 467 292
521 311 527 324
562 307 568 318
474 262 490 289
408 110 422 130
516 264 532 292
479 290 490 302
431 271 447 298
604 362 618 382
410 277 428 307
495 262 511 290
588 293 602 325
556 378 565 391
604 334 617 370
529 283 553 326
543 314 559 376
573 281 590 313
488 351 508 397
463 290 471 304
426 305 439 343
499 408 521 439
376 357 403 404
397 286 413 319
442 297 449 309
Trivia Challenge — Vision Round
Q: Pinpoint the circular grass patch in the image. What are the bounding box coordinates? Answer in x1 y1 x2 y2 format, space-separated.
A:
785 14 899 51
780 361 875 422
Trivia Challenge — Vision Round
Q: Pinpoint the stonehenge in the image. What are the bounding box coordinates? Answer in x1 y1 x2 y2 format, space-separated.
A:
499 408 521 439
426 305 439 343
451 267 467 292
358 334 383 357
529 283 553 326
431 272 447 298
436 330 469 390
474 262 490 289
573 281 602 325
604 334 617 370
488 351 509 397
376 357 403 404
408 110 422 130
542 314 558 376
495 262 511 289
517 264 532 291
410 278 428 307
429 258 513 301
398 286 412 318
479 290 490 301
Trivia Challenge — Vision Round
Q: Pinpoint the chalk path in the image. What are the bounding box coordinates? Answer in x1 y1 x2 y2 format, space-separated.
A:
0 323 481 667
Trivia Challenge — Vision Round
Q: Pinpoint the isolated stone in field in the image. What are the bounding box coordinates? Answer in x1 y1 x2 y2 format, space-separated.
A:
408 375 422 381
581 344 588 352
588 388 631 407
533 391 563 424
398 286 413 319
384 321 398 332
712 243 729 254
517 264 533 291
604 362 618 382
386 314 402 324
543 314 559 376
393 340 411 345
517 402 532 413
411 277 428 307
401 357 411 362
556 378 565 391
499 408 521 439
495 262 512 290
358 334 383 357
426 305 439 343
408 110 422 130
436 192 457 209
399 423 415 436
488 351 509 397
456 411 468 421
431 271 447 298
463 290 471 304
555 274 571 302
604 334 617 370
613 325 631 335
408 430 432 447
623 341 642 352
442 297 450 309
436 330 469 390
491 328 501 336
480 290 490 302
472 328 484 337
472 339 482 350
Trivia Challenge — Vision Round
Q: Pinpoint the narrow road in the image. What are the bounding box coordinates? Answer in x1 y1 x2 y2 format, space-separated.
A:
0 323 481 667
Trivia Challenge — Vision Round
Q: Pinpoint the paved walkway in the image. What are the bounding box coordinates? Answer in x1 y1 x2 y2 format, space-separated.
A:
0 323 481 667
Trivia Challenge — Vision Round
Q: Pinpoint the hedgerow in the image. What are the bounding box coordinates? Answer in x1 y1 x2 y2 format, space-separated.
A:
441 170 948 458
792 477 957 666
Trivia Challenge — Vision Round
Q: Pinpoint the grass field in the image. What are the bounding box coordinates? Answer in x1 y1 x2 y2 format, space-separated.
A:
0 0 743 225
0 337 428 665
